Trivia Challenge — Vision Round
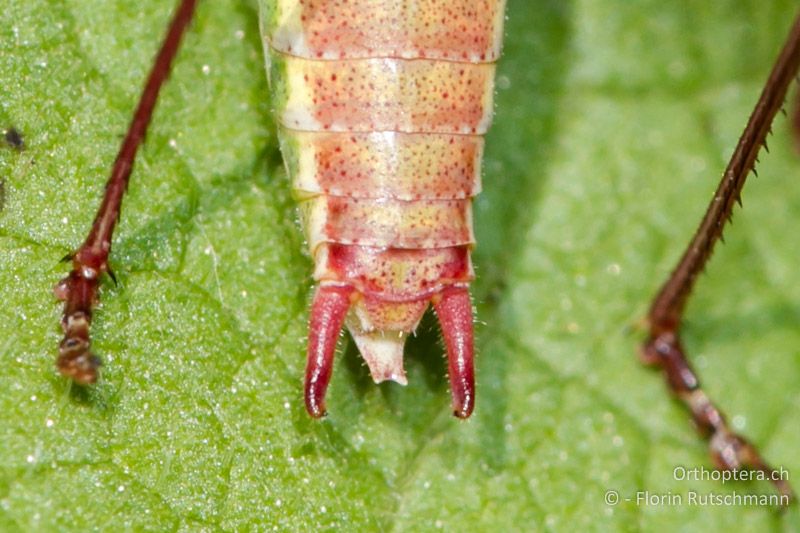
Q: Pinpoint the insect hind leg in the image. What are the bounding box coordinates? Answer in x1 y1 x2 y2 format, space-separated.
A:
641 10 800 502
54 0 198 384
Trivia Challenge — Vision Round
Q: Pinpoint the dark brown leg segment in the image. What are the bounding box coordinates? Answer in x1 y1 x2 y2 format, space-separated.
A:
55 0 198 383
643 12 800 501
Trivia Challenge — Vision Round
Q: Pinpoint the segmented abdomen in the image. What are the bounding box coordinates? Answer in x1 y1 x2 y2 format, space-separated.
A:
262 0 505 417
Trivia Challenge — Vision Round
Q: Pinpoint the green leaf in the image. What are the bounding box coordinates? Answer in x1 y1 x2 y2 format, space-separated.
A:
1 0 799 530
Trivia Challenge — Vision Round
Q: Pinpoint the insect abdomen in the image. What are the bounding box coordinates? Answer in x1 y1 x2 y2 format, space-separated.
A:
262 0 505 417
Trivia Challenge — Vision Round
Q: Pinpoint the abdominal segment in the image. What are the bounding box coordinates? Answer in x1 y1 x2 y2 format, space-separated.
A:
262 0 505 417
